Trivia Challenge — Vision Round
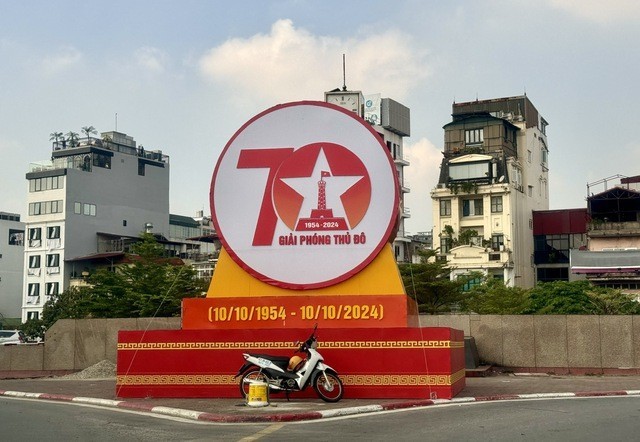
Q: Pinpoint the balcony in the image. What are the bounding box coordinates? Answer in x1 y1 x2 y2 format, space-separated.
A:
588 221 640 237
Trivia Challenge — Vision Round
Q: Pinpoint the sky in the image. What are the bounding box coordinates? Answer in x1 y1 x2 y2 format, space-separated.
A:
1 0 639 236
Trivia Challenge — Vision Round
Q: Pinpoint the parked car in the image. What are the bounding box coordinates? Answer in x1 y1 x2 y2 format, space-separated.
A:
0 330 26 345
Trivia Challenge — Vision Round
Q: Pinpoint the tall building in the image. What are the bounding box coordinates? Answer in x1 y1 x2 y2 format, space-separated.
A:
324 89 412 262
431 96 549 288
0 212 25 324
22 131 170 321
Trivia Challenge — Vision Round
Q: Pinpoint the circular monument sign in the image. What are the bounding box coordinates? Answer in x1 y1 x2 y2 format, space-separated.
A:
211 101 399 289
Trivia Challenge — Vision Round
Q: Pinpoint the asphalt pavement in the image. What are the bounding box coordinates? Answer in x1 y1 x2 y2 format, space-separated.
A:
2 372 640 422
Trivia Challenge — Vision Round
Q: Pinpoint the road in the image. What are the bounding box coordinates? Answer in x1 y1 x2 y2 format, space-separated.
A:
2 396 639 441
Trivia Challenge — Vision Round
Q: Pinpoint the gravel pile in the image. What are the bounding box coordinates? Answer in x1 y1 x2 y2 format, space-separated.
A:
58 360 117 380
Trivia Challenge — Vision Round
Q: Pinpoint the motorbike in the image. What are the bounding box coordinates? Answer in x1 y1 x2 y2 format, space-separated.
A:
235 325 344 402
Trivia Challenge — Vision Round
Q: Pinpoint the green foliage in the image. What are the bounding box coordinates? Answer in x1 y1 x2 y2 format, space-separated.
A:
585 286 640 314
459 276 530 314
19 318 46 341
399 250 469 314
40 234 208 329
524 280 640 315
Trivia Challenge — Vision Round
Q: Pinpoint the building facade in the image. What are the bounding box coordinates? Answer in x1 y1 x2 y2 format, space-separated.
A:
22 131 170 321
324 89 412 262
431 96 550 288
570 175 640 295
532 208 588 283
0 212 25 324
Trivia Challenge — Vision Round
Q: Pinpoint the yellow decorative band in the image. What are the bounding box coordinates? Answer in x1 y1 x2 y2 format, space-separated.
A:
116 369 466 387
117 340 464 351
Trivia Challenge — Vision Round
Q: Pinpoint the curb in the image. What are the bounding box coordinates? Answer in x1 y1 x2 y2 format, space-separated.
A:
2 389 640 423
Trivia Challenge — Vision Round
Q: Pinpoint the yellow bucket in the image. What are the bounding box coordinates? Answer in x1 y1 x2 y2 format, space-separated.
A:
247 381 269 407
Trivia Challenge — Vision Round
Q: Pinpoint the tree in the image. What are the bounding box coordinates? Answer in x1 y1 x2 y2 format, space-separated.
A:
399 250 470 314
459 276 531 314
65 131 79 147
36 233 208 331
49 131 63 148
586 286 640 314
81 125 97 142
525 280 598 314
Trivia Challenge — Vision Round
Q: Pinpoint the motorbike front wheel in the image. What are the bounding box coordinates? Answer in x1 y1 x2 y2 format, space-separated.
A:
313 372 344 402
239 369 269 398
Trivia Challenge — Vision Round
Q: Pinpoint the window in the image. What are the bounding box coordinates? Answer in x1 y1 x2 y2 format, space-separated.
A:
29 255 41 268
83 203 96 216
29 176 63 192
29 200 63 216
8 229 23 246
27 283 40 304
46 282 59 296
28 228 42 247
27 311 40 321
465 128 484 145
440 237 452 254
542 148 548 165
462 198 483 216
74 202 81 214
46 253 60 267
440 199 451 216
138 161 146 176
123 220 127 226
460 275 482 292
491 234 504 251
46 253 60 274
47 226 60 239
528 185 533 197
527 150 532 163
490 196 503 213
449 161 491 181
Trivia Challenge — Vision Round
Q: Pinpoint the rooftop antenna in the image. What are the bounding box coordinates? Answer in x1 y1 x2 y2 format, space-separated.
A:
115 112 118 131
342 54 347 91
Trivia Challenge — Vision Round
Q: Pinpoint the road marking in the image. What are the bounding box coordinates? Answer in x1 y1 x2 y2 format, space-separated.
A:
238 423 284 441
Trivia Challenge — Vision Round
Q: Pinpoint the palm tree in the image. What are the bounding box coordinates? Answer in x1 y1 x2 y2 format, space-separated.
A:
49 131 63 148
66 131 79 147
81 126 98 143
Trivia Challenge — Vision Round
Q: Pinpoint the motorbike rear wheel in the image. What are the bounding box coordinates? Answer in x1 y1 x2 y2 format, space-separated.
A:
239 369 269 398
313 372 344 402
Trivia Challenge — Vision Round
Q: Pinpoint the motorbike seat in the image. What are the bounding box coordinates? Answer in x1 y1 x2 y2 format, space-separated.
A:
249 353 290 371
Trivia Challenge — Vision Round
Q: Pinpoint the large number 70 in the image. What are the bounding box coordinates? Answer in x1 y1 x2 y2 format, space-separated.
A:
236 147 295 247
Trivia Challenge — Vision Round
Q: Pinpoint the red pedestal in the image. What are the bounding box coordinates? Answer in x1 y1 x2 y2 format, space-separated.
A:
116 327 465 400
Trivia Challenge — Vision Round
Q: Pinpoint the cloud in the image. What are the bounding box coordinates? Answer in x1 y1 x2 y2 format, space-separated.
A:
547 0 640 24
135 46 169 73
404 137 443 233
198 19 428 105
42 46 83 74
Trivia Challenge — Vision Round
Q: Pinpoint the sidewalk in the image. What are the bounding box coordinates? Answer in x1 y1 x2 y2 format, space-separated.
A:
2 373 640 423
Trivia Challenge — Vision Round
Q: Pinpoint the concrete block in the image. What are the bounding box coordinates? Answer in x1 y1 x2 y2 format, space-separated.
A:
418 314 439 328
44 319 76 370
74 319 107 370
435 315 471 336
9 345 44 370
502 315 535 367
633 316 640 369
469 315 503 365
566 315 601 369
137 317 181 331
0 346 11 370
534 316 568 368
105 318 139 363
600 315 633 368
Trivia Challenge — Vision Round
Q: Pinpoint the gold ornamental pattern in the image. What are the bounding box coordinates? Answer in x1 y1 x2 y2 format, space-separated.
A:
117 340 464 351
116 369 466 387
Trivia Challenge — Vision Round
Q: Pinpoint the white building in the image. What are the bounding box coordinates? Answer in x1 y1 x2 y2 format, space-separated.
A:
430 96 549 288
325 89 412 262
0 212 25 323
22 131 170 321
